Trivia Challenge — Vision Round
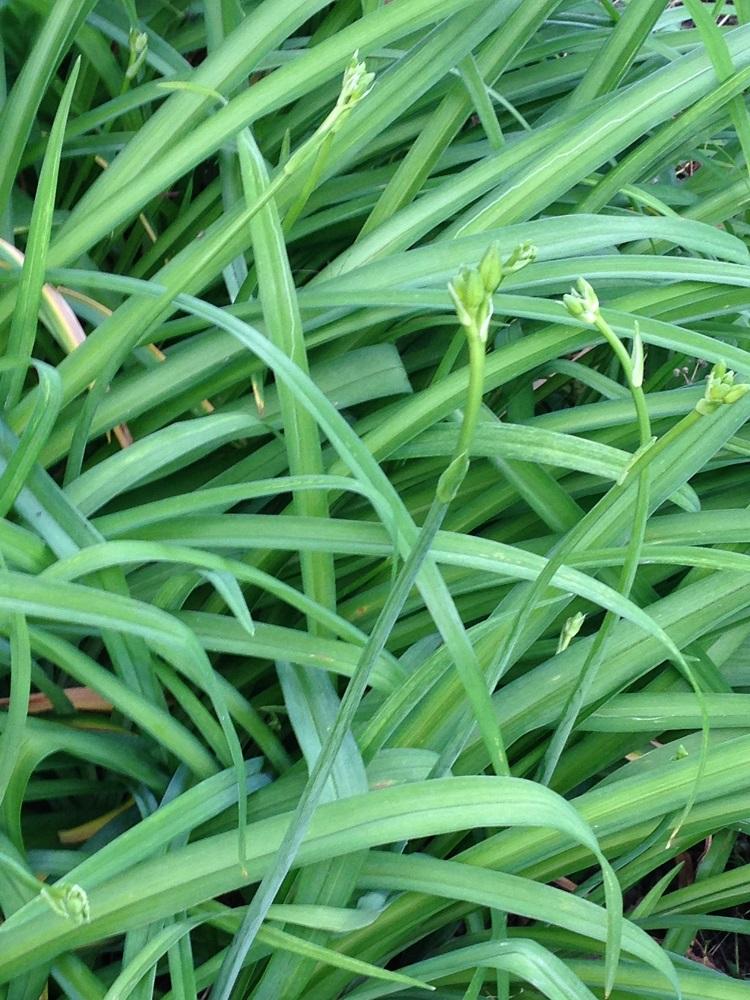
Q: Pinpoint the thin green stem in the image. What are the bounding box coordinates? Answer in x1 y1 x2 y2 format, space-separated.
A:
213 303 494 997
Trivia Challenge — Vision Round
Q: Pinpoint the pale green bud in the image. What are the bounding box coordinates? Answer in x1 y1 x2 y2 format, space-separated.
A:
317 53 375 137
562 293 585 318
448 268 494 344
341 51 375 104
725 383 750 404
696 398 720 416
479 242 503 294
352 68 376 103
447 279 473 329
437 451 470 504
557 612 586 654
126 30 148 80
449 241 508 343
575 277 599 322
697 360 750 414
464 267 485 310
42 883 90 924
503 241 537 275
562 278 599 324
576 276 598 304
328 52 375 131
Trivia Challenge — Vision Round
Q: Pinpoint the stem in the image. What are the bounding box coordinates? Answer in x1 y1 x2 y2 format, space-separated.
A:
538 311 653 784
212 318 492 999
456 332 487 457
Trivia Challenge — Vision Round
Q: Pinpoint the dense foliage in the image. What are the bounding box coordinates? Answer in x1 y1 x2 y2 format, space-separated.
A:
2 1 750 997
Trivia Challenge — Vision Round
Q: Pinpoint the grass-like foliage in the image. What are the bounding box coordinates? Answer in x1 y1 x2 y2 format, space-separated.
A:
3 1 750 997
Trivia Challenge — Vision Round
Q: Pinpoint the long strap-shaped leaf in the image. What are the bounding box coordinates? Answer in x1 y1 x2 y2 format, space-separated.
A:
236 125 336 626
1 59 79 409
0 571 247 862
45 0 485 267
0 776 619 985
355 850 676 997
210 265 515 994
0 0 95 226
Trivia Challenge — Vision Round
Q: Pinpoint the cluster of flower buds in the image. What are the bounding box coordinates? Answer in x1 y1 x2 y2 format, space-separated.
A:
563 278 644 389
323 52 376 135
562 277 600 325
449 263 494 344
696 360 750 415
126 29 149 81
282 53 375 180
449 241 536 344
42 882 90 924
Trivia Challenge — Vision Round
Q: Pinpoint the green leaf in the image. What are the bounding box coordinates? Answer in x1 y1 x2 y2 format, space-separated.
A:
2 59 80 409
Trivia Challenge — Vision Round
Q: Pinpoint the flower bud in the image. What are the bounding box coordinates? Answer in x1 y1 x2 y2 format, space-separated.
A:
448 279 472 329
42 883 90 924
576 277 599 320
504 241 537 274
449 242 507 342
126 30 149 80
696 360 750 414
324 53 376 134
479 242 503 294
437 451 470 503
576 276 597 302
464 267 485 310
340 53 374 107
724 383 750 404
562 293 585 318
696 398 719 416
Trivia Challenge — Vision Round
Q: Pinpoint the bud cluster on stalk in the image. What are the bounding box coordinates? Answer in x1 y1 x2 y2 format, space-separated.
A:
42 882 90 924
448 241 536 343
563 277 644 390
696 360 750 415
322 52 376 135
126 29 149 80
562 276 600 325
282 52 375 180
